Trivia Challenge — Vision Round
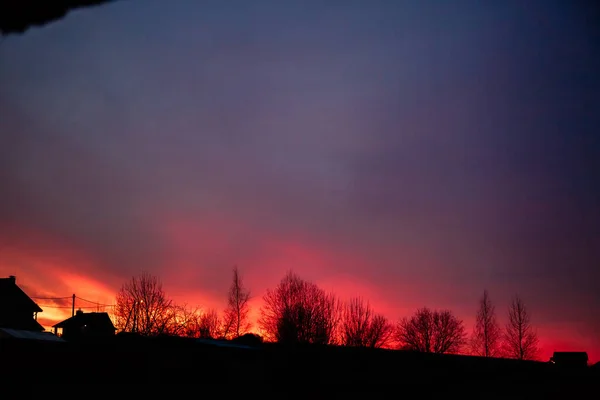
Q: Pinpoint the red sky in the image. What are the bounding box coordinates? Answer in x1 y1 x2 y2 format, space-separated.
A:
1 226 597 364
1 1 599 365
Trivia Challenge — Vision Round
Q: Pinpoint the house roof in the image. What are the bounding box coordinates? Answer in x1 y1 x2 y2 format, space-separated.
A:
0 277 43 313
551 352 589 360
0 327 65 342
53 311 116 330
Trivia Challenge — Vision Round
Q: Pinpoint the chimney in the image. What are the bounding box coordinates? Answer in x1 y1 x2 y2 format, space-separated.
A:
8 275 15 284
76 309 84 316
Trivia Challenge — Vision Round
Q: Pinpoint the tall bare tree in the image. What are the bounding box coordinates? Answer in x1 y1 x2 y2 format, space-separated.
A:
502 296 539 360
340 297 393 348
395 307 466 354
259 271 341 345
114 271 174 336
222 266 251 339
198 308 222 339
470 290 501 357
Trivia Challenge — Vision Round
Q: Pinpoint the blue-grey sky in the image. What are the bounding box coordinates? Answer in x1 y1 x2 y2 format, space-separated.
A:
1 0 598 360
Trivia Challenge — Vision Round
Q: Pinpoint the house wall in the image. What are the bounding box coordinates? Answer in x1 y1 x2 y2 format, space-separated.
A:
0 310 40 331
62 323 115 341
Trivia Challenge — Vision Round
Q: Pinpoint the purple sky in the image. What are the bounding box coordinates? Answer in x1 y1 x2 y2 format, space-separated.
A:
1 0 599 360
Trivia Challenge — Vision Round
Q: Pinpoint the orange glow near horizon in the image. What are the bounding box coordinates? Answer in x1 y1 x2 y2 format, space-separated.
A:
0 233 598 365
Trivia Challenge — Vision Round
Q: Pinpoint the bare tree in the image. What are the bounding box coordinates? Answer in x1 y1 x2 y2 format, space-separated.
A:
166 304 202 337
395 307 466 354
198 308 222 339
259 271 341 345
114 271 174 335
340 297 393 348
222 266 252 339
470 290 501 357
368 315 395 349
502 296 539 360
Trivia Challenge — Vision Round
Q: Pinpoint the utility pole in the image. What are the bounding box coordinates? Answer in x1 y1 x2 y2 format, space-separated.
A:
72 294 75 317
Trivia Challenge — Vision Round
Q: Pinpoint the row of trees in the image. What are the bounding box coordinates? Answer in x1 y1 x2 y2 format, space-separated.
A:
114 267 250 340
471 290 539 360
396 291 539 360
114 269 539 360
259 271 395 348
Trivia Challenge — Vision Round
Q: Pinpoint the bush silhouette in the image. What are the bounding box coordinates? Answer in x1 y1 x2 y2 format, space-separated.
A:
232 333 263 346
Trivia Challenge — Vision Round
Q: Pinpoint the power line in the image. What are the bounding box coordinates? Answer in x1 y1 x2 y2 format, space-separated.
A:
32 295 113 307
31 296 72 300
39 304 113 309
33 294 115 313
37 305 72 309
75 296 114 308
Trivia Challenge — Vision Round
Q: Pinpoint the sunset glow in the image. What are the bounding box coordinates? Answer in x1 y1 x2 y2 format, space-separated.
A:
1 0 598 366
1 235 598 363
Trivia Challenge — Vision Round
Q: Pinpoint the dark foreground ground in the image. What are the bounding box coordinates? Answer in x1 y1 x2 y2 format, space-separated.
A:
1 335 597 398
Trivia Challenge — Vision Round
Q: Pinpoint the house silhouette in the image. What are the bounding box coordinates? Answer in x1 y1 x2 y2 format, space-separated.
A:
0 276 44 331
53 309 116 341
550 352 589 368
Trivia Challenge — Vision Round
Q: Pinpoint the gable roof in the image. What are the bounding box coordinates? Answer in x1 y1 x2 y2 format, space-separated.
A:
0 277 43 313
53 311 116 330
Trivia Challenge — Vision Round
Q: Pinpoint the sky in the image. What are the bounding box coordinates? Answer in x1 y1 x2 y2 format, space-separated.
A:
1 0 599 362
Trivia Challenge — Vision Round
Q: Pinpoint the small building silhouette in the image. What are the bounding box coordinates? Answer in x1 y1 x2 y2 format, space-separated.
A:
52 310 116 341
550 352 589 368
0 276 44 331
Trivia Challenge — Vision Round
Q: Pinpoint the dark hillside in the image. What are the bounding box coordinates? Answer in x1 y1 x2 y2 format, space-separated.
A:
1 336 596 397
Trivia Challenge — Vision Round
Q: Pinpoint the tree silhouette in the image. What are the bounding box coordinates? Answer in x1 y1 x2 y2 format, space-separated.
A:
395 307 466 354
470 290 501 357
114 271 174 336
198 308 221 339
222 266 251 339
502 296 539 360
340 297 393 348
167 304 202 337
259 271 340 345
